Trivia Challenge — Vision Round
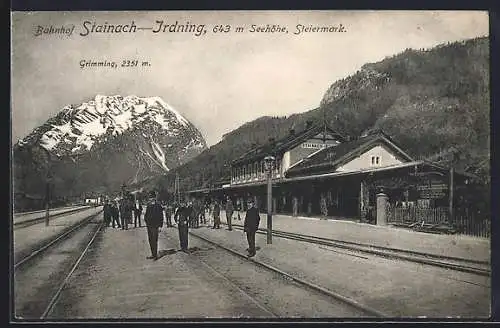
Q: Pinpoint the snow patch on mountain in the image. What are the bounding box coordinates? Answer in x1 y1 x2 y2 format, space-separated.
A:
151 140 169 171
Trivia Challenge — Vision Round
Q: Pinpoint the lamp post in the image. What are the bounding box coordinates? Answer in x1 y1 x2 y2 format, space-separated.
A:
264 155 275 244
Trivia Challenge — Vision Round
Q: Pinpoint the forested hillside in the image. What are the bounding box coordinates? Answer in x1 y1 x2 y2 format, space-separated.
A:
147 36 489 196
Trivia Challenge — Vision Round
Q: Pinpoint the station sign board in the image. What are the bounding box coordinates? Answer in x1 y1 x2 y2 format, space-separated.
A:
301 142 328 149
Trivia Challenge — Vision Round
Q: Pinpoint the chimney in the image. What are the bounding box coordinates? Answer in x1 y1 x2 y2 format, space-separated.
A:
306 120 313 129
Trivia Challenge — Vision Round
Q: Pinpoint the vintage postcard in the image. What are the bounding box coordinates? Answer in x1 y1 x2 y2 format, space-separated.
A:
11 10 491 321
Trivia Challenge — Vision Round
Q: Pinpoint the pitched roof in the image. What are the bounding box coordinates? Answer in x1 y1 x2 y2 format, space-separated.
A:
232 124 345 165
285 131 414 177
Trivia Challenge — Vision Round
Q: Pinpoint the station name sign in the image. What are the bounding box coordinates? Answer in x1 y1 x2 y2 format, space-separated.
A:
301 142 327 149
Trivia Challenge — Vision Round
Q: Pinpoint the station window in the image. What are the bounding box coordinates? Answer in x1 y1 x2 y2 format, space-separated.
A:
371 156 381 166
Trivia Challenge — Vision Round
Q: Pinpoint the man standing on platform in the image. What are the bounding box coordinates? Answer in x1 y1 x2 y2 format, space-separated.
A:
244 198 260 258
111 201 121 229
144 191 163 260
212 200 221 229
133 199 143 228
236 199 242 221
119 194 133 230
225 196 234 231
174 201 190 252
164 203 173 227
103 199 112 228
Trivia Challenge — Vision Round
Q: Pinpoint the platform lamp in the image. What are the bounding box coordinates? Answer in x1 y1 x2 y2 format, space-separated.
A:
264 155 275 244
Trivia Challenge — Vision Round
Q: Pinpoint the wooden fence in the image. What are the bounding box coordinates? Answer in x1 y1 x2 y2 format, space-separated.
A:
454 209 491 238
388 206 490 238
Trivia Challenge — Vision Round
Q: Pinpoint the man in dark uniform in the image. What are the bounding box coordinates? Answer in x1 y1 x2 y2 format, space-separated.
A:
133 200 143 228
174 201 190 252
111 201 121 229
119 194 133 230
103 200 112 228
244 198 261 257
144 191 163 260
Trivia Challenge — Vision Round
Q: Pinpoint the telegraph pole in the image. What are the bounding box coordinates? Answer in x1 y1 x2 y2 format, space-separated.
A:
264 155 275 244
449 167 454 223
45 178 50 226
323 102 327 143
42 147 52 227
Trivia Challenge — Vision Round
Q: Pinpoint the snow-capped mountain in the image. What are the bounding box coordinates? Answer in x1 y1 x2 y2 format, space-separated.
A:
13 95 207 199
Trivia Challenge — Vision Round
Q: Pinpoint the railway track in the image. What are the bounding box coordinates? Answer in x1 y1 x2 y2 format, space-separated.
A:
14 209 103 270
13 206 95 230
189 230 388 318
13 212 103 320
229 223 490 277
14 205 89 216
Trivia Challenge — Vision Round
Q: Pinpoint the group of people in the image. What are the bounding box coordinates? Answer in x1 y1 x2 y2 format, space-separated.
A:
208 196 246 230
103 191 262 260
102 195 145 230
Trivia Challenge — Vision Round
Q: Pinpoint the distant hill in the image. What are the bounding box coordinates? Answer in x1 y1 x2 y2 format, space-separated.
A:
140 37 491 194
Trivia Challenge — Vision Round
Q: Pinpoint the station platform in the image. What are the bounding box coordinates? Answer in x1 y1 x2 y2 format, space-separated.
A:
49 225 274 319
48 219 489 318
219 210 490 263
13 207 102 263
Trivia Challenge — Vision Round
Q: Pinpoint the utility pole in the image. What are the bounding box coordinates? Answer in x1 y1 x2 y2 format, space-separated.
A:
45 177 50 226
43 147 52 227
449 167 454 223
174 173 178 203
323 103 327 143
175 172 180 203
264 155 275 244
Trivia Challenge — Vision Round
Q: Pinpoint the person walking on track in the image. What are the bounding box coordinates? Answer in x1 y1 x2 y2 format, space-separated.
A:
225 196 234 231
144 191 163 261
174 201 190 252
244 198 261 258
212 200 221 229
133 200 143 228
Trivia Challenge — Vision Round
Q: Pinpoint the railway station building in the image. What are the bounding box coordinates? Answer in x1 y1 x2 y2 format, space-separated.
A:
188 122 478 225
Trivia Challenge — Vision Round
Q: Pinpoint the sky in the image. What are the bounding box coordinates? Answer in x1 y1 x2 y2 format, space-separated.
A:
11 10 489 146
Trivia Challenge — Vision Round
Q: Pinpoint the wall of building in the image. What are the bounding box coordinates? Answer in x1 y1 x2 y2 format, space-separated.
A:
335 144 405 173
231 154 283 185
231 132 342 185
